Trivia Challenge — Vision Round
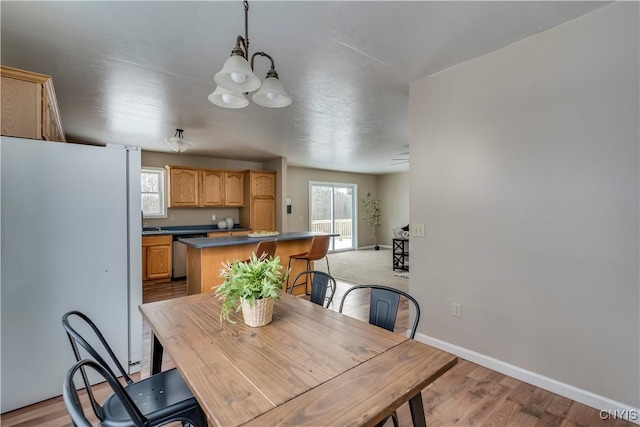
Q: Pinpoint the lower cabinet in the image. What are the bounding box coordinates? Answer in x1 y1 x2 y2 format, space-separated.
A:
251 199 276 231
207 231 231 238
207 230 252 238
142 235 172 281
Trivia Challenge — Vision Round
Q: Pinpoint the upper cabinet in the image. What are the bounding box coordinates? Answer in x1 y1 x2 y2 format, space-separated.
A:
1 66 65 142
201 169 224 207
168 167 199 207
251 171 276 199
166 166 244 208
240 170 277 231
224 171 244 207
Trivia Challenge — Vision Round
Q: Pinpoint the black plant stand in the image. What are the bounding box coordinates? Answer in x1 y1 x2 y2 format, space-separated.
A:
392 238 409 272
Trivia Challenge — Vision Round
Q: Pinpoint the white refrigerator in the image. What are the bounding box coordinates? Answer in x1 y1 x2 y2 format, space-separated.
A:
0 136 142 413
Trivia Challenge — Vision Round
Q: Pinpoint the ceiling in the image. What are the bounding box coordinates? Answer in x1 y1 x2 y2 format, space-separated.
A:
1 1 606 174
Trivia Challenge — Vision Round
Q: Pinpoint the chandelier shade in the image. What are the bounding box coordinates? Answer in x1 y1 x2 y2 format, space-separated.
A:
209 1 291 109
165 129 193 153
252 75 292 108
214 54 261 93
208 86 249 109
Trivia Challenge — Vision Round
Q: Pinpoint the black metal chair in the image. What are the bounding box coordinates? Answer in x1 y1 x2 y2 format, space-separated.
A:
62 311 207 427
338 285 421 427
287 270 336 307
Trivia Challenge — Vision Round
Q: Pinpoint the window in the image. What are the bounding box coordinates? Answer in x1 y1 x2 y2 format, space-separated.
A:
309 182 357 252
141 167 167 218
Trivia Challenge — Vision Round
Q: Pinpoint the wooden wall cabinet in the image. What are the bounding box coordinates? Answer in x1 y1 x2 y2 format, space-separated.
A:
201 169 224 207
240 171 276 232
1 66 65 142
168 167 199 207
251 171 276 198
142 235 172 281
166 166 244 208
224 171 244 206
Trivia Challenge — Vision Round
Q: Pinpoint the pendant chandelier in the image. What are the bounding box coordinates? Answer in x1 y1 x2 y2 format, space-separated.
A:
209 1 292 109
165 129 193 153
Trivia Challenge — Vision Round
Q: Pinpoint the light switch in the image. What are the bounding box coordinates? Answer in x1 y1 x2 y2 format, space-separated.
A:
413 223 425 237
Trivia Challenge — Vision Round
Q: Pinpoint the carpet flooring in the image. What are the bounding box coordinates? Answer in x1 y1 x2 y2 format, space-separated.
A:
314 248 409 291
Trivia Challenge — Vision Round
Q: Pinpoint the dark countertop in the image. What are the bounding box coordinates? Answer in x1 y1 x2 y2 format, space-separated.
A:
179 231 339 249
142 224 250 236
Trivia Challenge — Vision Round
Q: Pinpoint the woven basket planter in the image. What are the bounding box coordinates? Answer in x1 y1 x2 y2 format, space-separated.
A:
240 297 275 327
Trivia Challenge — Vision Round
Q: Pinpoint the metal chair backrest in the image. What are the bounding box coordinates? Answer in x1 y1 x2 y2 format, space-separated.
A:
62 311 133 416
63 359 147 427
255 239 277 259
303 235 331 261
62 312 207 427
288 270 336 307
338 285 421 338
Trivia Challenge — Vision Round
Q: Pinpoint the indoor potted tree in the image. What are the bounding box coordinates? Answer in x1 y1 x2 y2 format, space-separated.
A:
360 192 382 250
215 253 288 327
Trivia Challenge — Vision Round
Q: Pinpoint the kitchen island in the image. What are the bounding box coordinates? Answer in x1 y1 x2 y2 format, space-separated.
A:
180 232 337 296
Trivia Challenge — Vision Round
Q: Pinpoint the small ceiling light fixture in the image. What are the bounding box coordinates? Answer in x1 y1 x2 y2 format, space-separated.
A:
165 129 193 153
209 1 292 109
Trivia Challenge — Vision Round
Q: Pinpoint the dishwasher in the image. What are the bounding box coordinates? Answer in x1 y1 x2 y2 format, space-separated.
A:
172 234 206 279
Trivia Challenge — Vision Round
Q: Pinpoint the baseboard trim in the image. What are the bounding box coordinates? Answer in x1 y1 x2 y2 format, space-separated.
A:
356 245 391 250
415 333 640 425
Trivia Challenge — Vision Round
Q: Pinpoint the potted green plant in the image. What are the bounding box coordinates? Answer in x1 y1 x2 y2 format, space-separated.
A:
360 192 382 250
215 253 288 327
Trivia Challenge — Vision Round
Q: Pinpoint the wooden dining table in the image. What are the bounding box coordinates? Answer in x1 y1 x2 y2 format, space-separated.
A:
139 292 457 427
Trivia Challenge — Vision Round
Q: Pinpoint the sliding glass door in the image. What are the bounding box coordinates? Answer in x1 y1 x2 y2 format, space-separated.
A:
309 182 356 252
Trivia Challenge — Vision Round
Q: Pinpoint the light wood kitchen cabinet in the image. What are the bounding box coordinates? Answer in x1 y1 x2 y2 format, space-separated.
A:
201 169 224 207
206 230 251 238
250 171 276 198
240 170 276 232
224 171 244 207
207 231 231 238
251 198 276 231
142 235 172 281
167 167 199 207
166 166 244 208
1 66 65 142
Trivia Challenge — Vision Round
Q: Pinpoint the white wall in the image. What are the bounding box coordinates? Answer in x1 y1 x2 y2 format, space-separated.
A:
378 172 409 245
410 2 639 408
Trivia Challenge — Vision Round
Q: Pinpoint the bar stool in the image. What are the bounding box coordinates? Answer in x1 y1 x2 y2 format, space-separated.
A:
287 235 331 293
243 239 277 262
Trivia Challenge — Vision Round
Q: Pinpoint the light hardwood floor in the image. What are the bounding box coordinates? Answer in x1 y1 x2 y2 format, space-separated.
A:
1 279 632 427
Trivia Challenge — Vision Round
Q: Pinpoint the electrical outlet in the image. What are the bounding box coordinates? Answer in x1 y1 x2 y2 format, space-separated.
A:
413 223 425 237
452 302 462 318
211 214 216 221
170 214 176 221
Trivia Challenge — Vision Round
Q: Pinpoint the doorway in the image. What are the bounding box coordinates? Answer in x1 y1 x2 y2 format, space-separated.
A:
309 182 357 252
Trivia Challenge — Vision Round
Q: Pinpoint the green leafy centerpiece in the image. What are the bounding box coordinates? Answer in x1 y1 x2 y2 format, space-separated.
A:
215 253 288 327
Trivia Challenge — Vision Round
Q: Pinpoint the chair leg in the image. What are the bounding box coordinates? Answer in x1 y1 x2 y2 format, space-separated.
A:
391 411 399 427
325 256 330 275
286 257 294 291
374 413 398 427
305 261 311 295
